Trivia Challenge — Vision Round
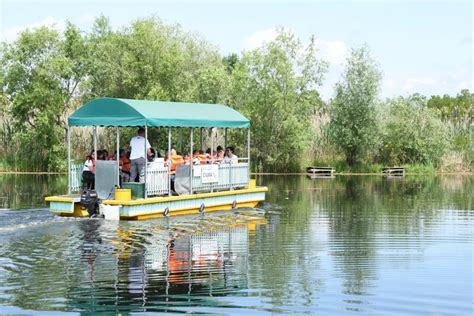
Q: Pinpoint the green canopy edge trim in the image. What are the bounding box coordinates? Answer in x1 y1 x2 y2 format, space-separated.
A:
68 98 250 128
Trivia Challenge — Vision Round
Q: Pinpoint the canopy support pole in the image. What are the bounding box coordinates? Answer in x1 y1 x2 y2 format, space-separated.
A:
67 125 71 195
210 128 214 160
93 126 97 165
179 129 183 154
210 128 214 193
247 128 251 186
224 128 227 149
144 124 148 199
168 127 172 197
200 128 203 151
116 127 120 188
189 128 193 195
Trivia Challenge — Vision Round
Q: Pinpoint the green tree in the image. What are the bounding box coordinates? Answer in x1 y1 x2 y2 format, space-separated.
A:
230 28 327 172
84 16 232 151
427 89 473 126
86 17 230 104
222 53 239 74
426 90 473 167
1 23 89 171
379 95 449 165
327 46 382 167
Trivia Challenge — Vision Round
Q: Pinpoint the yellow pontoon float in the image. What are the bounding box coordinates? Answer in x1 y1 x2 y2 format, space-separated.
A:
45 98 267 220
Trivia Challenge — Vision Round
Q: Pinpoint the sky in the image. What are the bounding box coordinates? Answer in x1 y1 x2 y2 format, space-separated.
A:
0 0 472 100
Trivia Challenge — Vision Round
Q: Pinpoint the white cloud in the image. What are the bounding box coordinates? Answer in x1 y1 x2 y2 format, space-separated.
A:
402 77 437 93
75 13 96 27
243 27 280 51
242 27 350 101
1 14 97 42
316 39 349 100
242 27 472 99
243 27 349 67
456 79 474 91
2 16 66 42
315 39 348 66
386 73 472 97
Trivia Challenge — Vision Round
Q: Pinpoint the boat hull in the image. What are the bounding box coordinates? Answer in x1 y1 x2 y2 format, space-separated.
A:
45 187 267 220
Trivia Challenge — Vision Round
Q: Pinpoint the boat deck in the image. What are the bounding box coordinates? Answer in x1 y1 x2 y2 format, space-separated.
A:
46 186 268 220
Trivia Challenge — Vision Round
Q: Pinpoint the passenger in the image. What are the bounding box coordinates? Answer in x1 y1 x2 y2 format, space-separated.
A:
192 149 201 165
129 127 152 183
96 150 105 160
169 148 184 173
183 153 191 164
215 146 224 163
205 148 213 163
102 149 109 160
107 150 116 160
224 146 238 163
196 150 207 164
82 151 96 190
148 147 156 162
119 149 131 183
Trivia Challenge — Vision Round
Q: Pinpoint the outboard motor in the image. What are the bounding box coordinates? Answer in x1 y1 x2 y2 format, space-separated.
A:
80 190 99 217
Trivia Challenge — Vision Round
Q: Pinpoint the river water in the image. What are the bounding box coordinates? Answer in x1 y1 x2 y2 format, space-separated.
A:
0 174 472 315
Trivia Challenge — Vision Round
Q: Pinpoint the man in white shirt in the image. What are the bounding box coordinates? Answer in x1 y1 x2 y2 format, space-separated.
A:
129 127 152 183
223 146 239 163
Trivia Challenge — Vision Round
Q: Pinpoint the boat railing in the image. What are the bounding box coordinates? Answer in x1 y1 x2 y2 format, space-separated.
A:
69 160 249 197
144 161 249 197
70 161 83 192
146 164 169 196
191 162 249 192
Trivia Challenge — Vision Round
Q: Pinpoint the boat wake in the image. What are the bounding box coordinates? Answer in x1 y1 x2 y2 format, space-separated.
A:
0 208 77 233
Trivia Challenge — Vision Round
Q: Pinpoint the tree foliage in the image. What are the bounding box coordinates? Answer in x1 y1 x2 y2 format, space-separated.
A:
86 17 229 104
230 29 327 171
426 89 473 126
378 96 449 165
1 24 89 170
0 17 231 171
0 17 471 172
327 46 382 166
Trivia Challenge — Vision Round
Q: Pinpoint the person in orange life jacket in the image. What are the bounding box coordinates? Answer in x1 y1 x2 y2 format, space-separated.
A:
82 151 96 189
163 148 183 194
193 149 207 164
168 149 184 174
129 127 152 183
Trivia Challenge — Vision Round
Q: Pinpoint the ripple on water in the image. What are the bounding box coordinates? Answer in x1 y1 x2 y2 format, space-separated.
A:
0 175 473 315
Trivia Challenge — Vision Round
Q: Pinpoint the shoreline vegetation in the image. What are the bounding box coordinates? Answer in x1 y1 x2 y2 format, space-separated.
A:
1 16 472 174
1 171 472 176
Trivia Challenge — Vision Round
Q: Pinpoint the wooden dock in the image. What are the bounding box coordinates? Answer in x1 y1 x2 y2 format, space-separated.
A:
306 167 336 179
382 167 405 176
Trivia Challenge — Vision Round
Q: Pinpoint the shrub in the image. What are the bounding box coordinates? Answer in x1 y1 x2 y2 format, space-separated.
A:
379 96 449 166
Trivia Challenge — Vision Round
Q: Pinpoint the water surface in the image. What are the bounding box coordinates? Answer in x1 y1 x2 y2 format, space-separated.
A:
0 174 472 315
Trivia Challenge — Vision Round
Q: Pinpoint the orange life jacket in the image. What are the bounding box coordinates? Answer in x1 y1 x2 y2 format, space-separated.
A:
170 155 184 173
197 154 209 164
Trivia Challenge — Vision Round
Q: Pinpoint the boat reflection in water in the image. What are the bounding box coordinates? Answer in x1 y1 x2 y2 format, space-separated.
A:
69 209 267 313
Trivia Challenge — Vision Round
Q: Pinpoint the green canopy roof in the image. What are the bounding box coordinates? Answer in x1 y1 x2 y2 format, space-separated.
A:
68 98 250 128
